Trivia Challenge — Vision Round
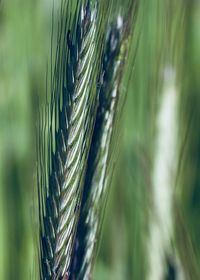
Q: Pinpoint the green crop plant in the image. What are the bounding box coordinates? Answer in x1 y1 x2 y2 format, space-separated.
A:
36 1 137 279
0 0 200 280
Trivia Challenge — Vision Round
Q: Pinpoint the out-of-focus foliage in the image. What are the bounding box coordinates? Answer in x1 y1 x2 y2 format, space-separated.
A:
0 0 200 279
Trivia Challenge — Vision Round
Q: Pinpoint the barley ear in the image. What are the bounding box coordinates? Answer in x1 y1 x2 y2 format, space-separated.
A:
37 1 107 278
70 5 137 279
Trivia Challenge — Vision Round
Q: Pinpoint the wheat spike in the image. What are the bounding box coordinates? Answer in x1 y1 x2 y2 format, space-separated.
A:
37 1 104 279
70 13 134 279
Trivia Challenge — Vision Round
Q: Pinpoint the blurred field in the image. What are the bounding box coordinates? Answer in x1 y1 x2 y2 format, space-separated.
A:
0 0 200 279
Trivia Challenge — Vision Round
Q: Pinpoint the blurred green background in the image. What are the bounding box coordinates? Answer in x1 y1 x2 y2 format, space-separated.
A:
0 0 200 279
